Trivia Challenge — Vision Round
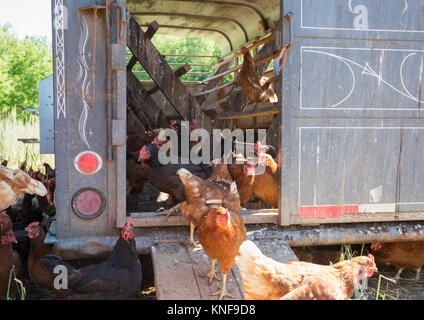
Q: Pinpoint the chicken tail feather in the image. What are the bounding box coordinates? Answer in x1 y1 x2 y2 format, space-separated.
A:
33 179 48 197
237 240 263 263
40 254 77 275
268 93 278 103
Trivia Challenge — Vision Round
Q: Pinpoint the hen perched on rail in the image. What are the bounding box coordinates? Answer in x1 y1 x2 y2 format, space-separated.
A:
237 45 278 104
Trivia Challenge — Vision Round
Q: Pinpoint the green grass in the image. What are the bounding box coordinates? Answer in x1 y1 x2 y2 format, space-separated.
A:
0 110 54 171
7 265 25 300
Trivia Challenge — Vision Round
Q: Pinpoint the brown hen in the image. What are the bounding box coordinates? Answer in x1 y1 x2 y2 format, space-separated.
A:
26 222 59 295
0 165 47 211
0 229 24 299
197 207 246 300
371 241 424 281
228 155 255 206
237 45 278 103
176 159 240 246
236 240 377 300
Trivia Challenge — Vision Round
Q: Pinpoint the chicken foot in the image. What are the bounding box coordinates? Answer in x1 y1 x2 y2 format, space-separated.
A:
415 267 422 282
211 273 234 300
394 268 404 281
189 223 201 248
156 203 181 218
202 259 219 284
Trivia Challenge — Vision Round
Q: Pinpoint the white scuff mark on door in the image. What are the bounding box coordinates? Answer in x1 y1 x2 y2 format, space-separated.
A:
402 0 408 15
369 185 383 203
359 203 396 213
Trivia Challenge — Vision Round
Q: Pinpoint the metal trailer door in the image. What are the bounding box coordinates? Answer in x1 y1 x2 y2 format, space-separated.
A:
52 0 127 239
280 0 424 226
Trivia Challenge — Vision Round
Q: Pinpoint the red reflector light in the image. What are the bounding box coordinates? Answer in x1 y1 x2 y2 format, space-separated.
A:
74 151 102 175
79 154 98 173
72 188 106 219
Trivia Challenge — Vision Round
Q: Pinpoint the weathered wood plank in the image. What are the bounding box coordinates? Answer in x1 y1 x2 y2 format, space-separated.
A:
254 51 280 69
127 55 138 72
151 242 202 300
127 71 168 129
186 248 244 300
193 80 236 98
130 209 278 227
201 96 230 113
127 15 200 121
147 63 192 96
145 20 159 40
151 238 297 300
201 65 241 84
196 63 232 107
216 106 280 120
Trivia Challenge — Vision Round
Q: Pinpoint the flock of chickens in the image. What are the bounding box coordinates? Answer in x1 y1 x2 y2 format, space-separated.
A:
1 47 424 300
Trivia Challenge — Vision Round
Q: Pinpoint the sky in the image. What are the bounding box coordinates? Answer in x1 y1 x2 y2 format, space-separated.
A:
0 0 52 42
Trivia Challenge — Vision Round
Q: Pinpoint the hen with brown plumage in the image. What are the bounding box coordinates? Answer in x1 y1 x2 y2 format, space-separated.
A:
235 240 377 300
228 154 255 206
371 241 424 281
237 45 278 103
176 159 241 246
197 206 246 300
26 222 60 295
0 165 47 211
0 228 23 299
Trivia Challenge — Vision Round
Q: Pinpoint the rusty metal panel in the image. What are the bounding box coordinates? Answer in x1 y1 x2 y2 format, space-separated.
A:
51 0 126 238
280 0 424 226
38 75 54 154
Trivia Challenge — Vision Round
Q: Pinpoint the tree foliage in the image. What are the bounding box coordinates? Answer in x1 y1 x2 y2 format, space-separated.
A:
0 24 52 121
131 35 227 82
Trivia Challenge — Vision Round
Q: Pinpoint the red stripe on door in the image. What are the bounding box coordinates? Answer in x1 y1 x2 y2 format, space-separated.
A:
299 205 359 219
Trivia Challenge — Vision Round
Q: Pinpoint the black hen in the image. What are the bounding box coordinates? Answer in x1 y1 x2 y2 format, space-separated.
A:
138 143 212 204
40 219 142 300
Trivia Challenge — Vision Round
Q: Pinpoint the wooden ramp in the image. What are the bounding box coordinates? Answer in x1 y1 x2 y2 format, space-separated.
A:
151 238 298 300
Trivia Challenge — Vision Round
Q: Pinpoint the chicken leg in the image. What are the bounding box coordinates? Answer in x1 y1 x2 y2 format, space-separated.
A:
156 203 181 218
415 267 422 282
202 259 219 284
189 223 201 248
211 273 234 300
394 267 404 281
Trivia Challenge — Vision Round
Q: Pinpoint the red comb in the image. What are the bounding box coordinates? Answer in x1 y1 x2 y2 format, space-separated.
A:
170 120 177 127
192 119 198 126
126 218 132 227
368 254 374 262
255 141 261 150
28 221 40 228
139 145 146 157
0 211 6 216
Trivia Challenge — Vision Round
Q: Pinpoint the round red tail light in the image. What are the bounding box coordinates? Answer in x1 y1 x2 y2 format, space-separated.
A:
72 188 106 219
74 151 102 175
